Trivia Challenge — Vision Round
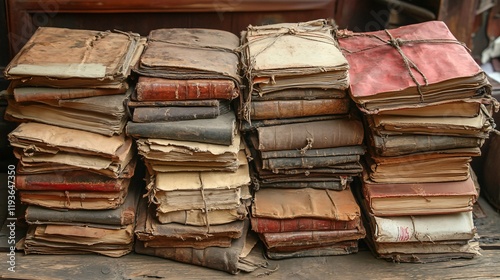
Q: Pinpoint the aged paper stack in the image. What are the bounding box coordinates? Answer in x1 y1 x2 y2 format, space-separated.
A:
4 27 143 257
239 19 366 259
338 21 495 262
127 28 264 275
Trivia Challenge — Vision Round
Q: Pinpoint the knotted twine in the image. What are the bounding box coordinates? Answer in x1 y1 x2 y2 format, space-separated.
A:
336 28 470 102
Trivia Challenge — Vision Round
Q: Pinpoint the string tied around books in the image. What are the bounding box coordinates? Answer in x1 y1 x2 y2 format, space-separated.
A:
337 29 470 103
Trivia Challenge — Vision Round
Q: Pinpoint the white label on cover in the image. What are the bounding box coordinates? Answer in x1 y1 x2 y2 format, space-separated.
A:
9 63 107 78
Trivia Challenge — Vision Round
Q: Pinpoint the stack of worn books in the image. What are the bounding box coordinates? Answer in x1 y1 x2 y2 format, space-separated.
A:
4 27 143 257
128 28 264 275
338 21 495 262
239 19 366 259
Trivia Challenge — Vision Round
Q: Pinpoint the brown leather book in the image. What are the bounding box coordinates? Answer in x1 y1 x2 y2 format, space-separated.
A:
362 173 478 216
259 227 365 248
265 241 358 259
249 98 350 120
12 86 128 102
135 77 238 101
132 106 219 122
256 118 364 151
251 216 361 233
250 88 346 101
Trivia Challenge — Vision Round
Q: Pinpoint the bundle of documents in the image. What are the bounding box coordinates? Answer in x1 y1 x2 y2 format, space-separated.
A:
339 21 491 262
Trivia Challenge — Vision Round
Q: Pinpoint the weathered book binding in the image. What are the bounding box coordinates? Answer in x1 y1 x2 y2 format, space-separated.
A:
4 27 144 89
135 77 238 101
248 98 350 120
251 216 361 233
265 241 358 259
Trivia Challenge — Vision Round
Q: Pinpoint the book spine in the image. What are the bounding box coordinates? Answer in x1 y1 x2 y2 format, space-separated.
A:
260 146 366 159
262 155 360 170
13 87 126 102
15 175 125 192
132 107 219 122
265 242 358 259
258 181 346 190
260 228 365 248
251 88 346 101
136 79 237 101
250 98 349 120
251 217 360 233
257 119 364 151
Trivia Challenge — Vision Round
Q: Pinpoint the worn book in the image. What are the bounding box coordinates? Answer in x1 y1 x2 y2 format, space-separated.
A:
24 223 134 257
12 86 128 102
134 220 265 275
9 123 134 178
365 151 473 183
252 188 360 221
6 90 130 136
157 203 248 226
338 21 491 113
126 111 236 145
248 98 350 120
256 118 364 151
265 241 358 259
366 108 494 138
259 227 365 249
251 216 361 233
132 106 221 122
375 99 490 118
20 187 129 210
370 211 476 243
4 27 144 89
15 160 136 192
362 174 478 216
135 77 238 101
135 28 240 84
368 131 485 157
148 164 251 214
24 184 141 227
250 88 346 101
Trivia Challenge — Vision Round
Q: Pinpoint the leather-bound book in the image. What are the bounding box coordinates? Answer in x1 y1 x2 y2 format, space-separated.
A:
132 106 220 122
126 112 236 145
251 216 361 233
265 241 358 259
256 118 364 151
362 173 478 216
12 86 127 102
338 21 491 113
249 98 350 120
250 88 346 101
135 77 238 101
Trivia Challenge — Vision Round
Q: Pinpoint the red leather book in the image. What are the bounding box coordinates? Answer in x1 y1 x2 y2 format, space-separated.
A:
135 77 238 101
251 216 361 233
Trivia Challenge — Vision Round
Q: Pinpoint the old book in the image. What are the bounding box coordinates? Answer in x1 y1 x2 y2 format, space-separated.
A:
4 27 144 89
126 111 236 145
135 28 240 83
12 86 127 102
134 220 263 275
249 98 350 120
127 99 222 108
256 118 364 151
363 175 478 216
252 188 360 221
240 115 345 132
156 203 248 226
251 216 361 233
366 108 494 138
262 155 361 171
24 223 134 257
20 187 129 210
250 88 346 101
368 131 485 157
265 241 358 259
148 164 251 214
259 145 366 159
256 180 349 191
15 160 136 191
259 227 365 249
132 106 219 122
375 99 487 118
241 19 349 95
371 211 476 242
24 184 141 227
135 77 238 101
338 21 491 113
6 91 129 136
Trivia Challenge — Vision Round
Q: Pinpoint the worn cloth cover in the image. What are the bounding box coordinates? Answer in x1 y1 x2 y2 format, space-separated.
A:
338 21 491 113
4 27 143 89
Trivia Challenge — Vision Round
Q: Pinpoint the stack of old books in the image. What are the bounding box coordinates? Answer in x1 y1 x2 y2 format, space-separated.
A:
239 19 366 259
127 28 264 275
4 27 143 257
338 21 495 262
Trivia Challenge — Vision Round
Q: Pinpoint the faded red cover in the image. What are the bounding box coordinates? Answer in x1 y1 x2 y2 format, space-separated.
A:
259 227 365 248
338 21 483 98
135 77 238 101
251 216 360 233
